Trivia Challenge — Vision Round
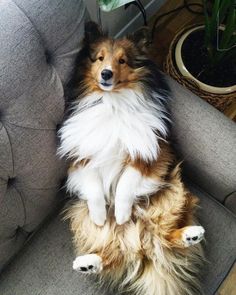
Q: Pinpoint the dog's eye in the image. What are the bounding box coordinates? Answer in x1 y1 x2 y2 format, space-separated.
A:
119 58 125 64
98 56 104 61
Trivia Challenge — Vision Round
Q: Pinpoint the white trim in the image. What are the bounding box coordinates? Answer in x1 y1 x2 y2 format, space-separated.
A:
115 0 166 38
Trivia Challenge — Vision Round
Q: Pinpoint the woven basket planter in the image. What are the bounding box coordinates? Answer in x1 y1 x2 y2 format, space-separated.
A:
164 25 236 113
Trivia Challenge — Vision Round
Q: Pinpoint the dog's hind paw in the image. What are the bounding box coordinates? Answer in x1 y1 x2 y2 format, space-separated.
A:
182 226 205 247
73 254 103 274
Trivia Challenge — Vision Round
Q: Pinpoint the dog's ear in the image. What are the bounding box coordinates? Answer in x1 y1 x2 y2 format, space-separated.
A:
128 27 151 52
84 21 103 44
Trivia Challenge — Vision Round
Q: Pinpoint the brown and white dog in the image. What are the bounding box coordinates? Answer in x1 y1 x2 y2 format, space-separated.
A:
58 22 205 295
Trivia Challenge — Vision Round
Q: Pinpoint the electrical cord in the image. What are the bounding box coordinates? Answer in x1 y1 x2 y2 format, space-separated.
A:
98 0 147 31
125 0 147 26
151 0 204 41
97 0 204 39
136 0 147 26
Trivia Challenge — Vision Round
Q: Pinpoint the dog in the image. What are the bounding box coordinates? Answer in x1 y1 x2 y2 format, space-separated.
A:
58 22 205 295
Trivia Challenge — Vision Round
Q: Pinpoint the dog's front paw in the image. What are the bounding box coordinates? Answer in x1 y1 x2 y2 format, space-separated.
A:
115 204 132 225
73 254 103 274
88 203 107 226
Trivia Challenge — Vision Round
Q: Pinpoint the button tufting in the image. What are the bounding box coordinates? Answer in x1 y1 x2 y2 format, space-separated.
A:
7 177 16 186
45 50 53 64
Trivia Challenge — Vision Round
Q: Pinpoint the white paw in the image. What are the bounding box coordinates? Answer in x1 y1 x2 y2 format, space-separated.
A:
89 208 106 226
73 254 103 274
182 226 205 247
115 204 132 225
88 202 107 226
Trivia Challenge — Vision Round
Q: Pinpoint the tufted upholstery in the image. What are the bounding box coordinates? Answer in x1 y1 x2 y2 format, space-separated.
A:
0 0 86 271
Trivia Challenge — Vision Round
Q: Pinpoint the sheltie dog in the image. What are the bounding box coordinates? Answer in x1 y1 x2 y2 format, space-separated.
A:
58 22 205 295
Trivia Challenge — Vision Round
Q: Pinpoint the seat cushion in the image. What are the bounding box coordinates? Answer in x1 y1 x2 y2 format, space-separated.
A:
0 185 235 295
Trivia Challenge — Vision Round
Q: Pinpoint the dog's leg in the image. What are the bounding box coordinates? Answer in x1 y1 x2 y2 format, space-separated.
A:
73 254 103 274
115 166 159 225
67 166 106 226
115 166 142 225
168 225 205 248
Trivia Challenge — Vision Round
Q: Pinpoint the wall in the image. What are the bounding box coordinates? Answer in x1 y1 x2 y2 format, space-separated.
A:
85 0 166 37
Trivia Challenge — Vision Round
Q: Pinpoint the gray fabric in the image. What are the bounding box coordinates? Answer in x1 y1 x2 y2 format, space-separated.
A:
224 192 236 216
0 213 110 295
168 77 236 205
0 0 86 271
0 185 235 295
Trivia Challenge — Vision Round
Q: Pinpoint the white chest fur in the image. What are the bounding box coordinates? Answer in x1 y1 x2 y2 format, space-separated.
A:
59 88 168 167
59 89 168 219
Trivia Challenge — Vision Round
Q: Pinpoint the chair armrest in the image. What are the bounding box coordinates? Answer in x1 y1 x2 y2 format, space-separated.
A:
167 77 236 205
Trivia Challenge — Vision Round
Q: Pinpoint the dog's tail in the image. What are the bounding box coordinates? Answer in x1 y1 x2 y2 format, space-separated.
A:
112 243 204 295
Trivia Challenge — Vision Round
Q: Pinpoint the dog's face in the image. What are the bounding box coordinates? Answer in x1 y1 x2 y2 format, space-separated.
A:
83 22 150 92
89 39 140 91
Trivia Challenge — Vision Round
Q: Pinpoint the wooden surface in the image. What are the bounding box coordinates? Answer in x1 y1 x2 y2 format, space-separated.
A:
148 0 236 121
216 262 236 295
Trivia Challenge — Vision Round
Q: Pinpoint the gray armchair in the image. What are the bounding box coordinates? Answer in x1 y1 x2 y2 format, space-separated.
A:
0 0 235 294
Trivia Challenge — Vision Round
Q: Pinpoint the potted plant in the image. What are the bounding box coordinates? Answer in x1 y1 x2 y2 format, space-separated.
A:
165 0 236 112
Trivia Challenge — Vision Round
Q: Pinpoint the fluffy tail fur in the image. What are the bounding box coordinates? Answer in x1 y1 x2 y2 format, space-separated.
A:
115 244 204 295
65 164 205 295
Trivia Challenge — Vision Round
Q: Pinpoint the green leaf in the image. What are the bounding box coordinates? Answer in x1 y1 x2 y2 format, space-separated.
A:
203 0 212 53
219 5 236 51
209 0 220 39
219 0 233 24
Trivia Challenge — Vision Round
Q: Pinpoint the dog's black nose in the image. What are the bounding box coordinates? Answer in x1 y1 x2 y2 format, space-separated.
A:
101 69 113 81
